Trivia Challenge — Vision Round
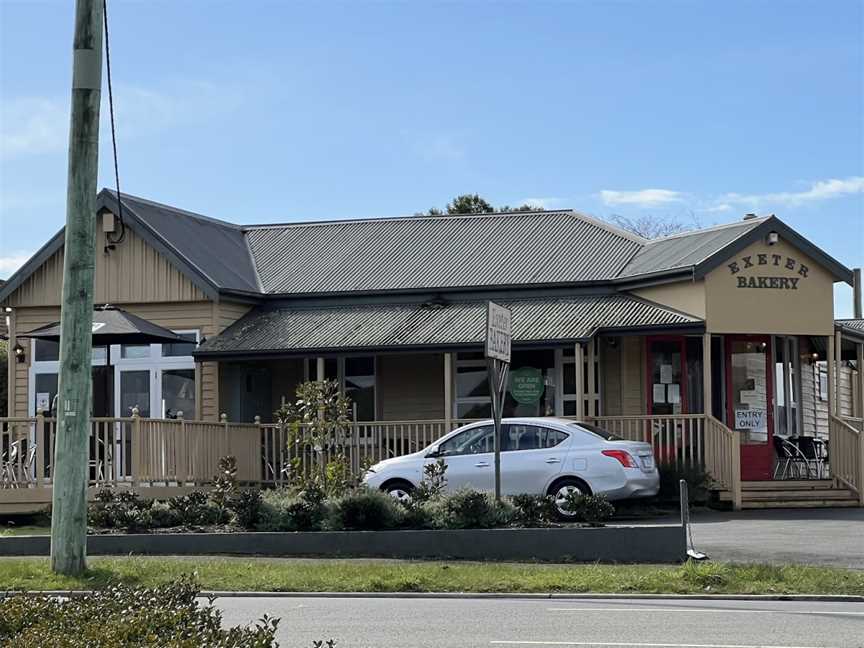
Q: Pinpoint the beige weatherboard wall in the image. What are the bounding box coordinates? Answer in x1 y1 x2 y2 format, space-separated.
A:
632 280 706 319
2 221 251 420
704 238 835 336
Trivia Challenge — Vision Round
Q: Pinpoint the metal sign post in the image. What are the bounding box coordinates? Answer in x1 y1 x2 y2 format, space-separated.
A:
485 301 512 501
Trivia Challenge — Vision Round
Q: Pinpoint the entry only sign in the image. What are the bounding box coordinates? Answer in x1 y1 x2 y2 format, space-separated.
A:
485 301 512 362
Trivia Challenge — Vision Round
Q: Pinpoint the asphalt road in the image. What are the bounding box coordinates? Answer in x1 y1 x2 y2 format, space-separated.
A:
215 596 864 648
688 508 864 569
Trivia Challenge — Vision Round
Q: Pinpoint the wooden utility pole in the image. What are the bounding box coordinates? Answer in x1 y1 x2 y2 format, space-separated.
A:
50 0 103 576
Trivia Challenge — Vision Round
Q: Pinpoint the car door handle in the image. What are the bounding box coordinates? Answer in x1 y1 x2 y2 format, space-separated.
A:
545 458 561 464
475 461 490 467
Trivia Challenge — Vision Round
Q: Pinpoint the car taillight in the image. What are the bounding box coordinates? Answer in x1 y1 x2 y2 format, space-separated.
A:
601 449 637 468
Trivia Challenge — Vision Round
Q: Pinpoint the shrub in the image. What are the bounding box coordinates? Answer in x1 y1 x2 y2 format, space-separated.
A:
658 461 712 505
412 458 448 502
509 493 556 528
329 487 403 530
432 488 513 529
0 576 279 647
167 490 225 526
211 455 238 512
256 485 328 532
87 489 155 532
562 492 615 526
229 488 263 529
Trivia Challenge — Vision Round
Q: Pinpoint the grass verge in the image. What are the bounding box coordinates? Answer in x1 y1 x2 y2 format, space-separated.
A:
0 557 860 595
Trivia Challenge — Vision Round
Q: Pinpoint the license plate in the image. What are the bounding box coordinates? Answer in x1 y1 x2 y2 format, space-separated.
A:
640 456 655 470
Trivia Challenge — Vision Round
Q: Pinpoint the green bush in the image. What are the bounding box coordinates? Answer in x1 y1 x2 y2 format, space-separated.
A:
88 489 155 532
167 491 226 526
329 488 403 530
658 461 712 504
0 576 279 647
508 493 556 528
431 489 513 529
562 492 615 526
256 486 328 532
229 488 263 529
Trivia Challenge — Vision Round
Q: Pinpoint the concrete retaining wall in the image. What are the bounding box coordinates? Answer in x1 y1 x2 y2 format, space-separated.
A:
0 525 686 563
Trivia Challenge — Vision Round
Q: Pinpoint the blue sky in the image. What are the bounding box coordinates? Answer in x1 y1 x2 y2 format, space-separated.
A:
1 0 862 315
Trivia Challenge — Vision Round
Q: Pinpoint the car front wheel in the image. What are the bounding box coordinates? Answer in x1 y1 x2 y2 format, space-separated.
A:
381 479 414 503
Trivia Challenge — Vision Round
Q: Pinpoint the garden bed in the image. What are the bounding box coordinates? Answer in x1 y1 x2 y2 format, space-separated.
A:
0 524 686 563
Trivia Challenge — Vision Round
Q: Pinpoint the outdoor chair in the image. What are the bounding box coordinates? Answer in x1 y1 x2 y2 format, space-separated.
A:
795 436 828 479
0 440 37 488
772 436 813 480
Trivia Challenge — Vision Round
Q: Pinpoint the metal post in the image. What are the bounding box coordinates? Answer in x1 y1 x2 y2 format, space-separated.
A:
50 0 103 576
835 330 843 417
574 343 585 420
5 308 15 416
443 352 453 431
702 333 712 418
488 357 509 502
853 268 862 319
827 335 835 418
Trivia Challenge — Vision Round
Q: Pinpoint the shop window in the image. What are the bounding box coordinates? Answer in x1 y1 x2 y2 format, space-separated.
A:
34 339 59 362
345 356 376 421
121 344 151 359
161 369 196 419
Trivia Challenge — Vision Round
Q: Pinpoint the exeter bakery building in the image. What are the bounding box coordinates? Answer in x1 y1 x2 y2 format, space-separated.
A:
2 191 862 508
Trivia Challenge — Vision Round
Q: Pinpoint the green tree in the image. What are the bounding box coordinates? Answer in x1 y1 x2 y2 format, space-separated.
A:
419 195 545 216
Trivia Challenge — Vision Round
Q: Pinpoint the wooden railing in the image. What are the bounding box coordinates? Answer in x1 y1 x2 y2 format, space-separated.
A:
586 413 742 509
830 414 863 503
1 414 463 491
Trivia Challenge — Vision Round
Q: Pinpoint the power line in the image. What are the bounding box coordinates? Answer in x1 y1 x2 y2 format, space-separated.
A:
102 0 125 245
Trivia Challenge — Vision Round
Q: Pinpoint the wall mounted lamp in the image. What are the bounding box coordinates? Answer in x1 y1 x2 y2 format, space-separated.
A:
13 343 25 364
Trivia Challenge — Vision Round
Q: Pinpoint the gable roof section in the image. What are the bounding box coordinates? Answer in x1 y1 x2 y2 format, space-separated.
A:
0 190 261 304
195 294 702 358
244 211 643 295
620 216 853 284
104 192 260 294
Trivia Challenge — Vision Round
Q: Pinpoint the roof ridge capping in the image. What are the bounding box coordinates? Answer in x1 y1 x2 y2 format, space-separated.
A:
241 208 577 230
644 216 771 243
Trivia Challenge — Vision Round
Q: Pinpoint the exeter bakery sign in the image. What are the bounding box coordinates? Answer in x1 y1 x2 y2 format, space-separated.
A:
727 249 810 290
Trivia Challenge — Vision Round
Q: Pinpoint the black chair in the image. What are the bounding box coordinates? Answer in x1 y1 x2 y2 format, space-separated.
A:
772 435 812 479
795 436 827 479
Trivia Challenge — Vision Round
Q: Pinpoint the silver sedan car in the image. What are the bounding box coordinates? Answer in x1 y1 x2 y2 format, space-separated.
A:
362 417 659 515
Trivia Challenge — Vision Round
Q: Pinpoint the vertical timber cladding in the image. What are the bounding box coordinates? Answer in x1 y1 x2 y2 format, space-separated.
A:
704 238 835 336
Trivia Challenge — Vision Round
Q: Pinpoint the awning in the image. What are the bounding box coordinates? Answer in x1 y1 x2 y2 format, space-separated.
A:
195 294 702 359
19 305 188 346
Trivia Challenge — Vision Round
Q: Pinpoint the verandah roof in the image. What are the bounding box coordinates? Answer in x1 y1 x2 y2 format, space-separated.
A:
194 294 702 359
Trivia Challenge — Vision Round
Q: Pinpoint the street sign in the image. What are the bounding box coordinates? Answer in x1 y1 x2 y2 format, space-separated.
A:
485 301 512 362
485 301 512 501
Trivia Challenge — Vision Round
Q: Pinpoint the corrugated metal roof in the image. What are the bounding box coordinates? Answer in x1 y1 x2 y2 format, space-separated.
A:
244 211 643 294
195 294 702 357
619 218 769 278
114 192 261 293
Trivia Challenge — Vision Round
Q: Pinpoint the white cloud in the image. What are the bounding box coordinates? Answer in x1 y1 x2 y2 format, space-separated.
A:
599 189 684 207
1 81 244 160
719 177 864 208
519 197 566 209
0 250 33 277
702 203 733 213
0 98 68 159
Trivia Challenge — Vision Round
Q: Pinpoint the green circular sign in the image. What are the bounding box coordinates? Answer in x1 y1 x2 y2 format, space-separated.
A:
509 367 545 404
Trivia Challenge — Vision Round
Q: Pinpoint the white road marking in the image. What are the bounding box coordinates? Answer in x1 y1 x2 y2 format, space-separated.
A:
547 607 864 617
490 642 835 648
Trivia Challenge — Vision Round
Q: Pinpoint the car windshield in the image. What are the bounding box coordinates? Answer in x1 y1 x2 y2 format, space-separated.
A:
568 421 622 441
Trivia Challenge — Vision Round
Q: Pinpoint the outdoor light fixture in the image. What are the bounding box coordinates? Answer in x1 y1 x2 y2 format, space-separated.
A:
766 231 779 245
13 343 25 363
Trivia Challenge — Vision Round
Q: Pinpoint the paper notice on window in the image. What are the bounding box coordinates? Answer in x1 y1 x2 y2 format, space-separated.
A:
667 384 681 404
653 383 666 403
735 409 766 430
739 389 758 405
36 392 50 412
660 364 674 384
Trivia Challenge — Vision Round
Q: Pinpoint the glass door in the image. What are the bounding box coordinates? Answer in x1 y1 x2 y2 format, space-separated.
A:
725 335 774 481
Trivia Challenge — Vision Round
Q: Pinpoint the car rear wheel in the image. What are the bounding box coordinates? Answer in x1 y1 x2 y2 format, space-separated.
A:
381 479 414 503
548 478 592 521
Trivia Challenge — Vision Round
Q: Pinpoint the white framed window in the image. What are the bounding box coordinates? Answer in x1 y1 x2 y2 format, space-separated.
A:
29 329 199 419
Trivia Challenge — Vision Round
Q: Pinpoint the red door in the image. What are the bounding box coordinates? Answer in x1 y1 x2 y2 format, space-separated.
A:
725 335 774 481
